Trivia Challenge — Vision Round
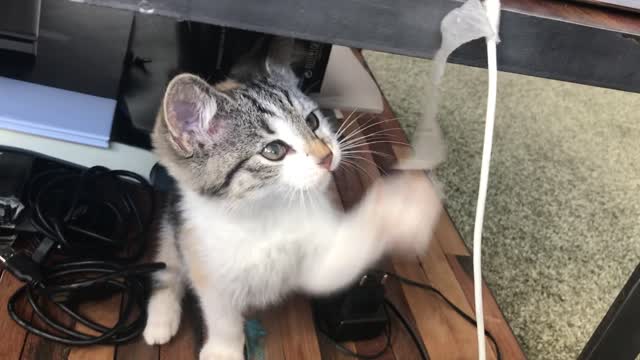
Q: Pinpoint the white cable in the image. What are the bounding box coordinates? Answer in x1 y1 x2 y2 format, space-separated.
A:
474 1 500 360
397 0 500 357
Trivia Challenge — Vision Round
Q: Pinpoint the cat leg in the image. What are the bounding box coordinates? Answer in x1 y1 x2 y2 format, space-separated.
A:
195 287 245 360
300 172 441 295
143 226 187 345
179 232 246 360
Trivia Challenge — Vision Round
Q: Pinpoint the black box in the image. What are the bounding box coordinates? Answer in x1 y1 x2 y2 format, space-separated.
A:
0 0 41 55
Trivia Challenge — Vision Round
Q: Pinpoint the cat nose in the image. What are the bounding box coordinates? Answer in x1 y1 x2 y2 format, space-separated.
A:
319 151 333 170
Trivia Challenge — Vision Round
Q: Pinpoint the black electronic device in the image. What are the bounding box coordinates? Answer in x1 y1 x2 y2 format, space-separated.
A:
0 0 41 55
312 272 389 342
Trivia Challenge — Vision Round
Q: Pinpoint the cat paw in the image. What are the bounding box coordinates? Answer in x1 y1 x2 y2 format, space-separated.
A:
365 172 441 254
200 341 244 360
143 291 182 345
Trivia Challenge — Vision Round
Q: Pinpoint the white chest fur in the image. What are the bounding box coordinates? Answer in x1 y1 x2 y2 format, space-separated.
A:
180 189 339 308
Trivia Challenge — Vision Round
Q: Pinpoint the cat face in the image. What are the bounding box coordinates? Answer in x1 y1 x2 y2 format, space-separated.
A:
153 64 341 201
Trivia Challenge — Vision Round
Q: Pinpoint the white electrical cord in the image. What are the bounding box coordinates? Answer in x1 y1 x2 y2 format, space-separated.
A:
475 1 500 359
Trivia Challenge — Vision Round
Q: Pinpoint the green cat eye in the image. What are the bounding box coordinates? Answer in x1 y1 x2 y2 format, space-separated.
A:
261 141 289 161
306 111 320 131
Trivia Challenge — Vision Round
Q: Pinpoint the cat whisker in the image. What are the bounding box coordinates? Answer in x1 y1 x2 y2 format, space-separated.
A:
342 155 387 175
338 112 379 139
337 161 361 180
341 149 394 158
339 131 404 145
343 134 402 144
340 140 411 151
338 114 381 143
340 127 402 148
336 161 359 178
342 155 388 175
340 137 402 152
340 159 374 182
340 135 406 151
339 118 403 144
335 112 368 140
296 188 303 212
303 189 310 212
339 129 403 148
334 109 358 139
285 187 295 209
306 189 319 211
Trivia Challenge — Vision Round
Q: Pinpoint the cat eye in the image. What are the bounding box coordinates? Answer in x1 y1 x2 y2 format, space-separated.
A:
261 141 289 161
305 111 320 131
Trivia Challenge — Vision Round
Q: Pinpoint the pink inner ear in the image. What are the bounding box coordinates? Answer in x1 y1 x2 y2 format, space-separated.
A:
170 100 224 141
171 101 200 131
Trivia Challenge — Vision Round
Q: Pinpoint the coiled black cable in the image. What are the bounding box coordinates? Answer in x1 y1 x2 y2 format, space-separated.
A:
5 165 164 346
8 261 165 345
26 166 154 262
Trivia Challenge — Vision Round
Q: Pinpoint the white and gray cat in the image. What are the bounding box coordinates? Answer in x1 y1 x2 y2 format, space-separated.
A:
143 48 441 360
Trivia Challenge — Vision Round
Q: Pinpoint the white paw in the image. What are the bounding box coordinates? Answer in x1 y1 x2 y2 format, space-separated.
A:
143 291 182 345
366 172 441 254
200 341 244 360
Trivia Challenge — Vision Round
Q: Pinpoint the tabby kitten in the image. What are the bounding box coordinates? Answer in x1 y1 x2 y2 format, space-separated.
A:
143 51 441 360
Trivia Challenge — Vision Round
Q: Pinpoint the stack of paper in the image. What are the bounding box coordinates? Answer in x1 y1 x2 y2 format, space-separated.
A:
0 77 115 148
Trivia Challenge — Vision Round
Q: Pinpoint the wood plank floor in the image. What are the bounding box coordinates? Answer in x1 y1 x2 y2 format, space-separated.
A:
0 60 525 360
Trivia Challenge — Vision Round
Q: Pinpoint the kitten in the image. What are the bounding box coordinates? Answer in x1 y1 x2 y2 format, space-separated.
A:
143 50 441 360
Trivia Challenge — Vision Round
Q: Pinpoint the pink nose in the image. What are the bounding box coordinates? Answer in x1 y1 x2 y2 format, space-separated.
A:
319 152 333 170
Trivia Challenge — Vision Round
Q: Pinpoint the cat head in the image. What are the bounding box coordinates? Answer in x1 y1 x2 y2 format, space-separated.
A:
152 40 341 201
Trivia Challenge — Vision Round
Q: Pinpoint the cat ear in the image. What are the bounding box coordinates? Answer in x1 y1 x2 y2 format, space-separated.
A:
229 36 299 83
265 36 298 83
229 36 270 82
162 74 222 157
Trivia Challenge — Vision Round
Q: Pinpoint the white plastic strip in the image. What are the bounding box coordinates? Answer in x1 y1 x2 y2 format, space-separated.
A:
397 0 493 170
394 1 501 358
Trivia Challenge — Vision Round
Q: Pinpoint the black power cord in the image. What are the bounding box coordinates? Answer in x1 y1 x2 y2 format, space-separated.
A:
25 166 154 262
322 270 502 360
384 298 430 360
4 256 164 345
381 271 502 360
0 164 165 346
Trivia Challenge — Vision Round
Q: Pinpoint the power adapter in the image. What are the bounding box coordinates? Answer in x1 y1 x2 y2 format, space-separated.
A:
312 272 388 342
0 151 33 243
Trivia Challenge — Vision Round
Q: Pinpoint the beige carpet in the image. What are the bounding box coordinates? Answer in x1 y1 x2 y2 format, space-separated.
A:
363 50 640 359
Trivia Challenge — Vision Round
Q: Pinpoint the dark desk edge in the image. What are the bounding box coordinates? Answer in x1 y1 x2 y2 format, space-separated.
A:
76 0 640 94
